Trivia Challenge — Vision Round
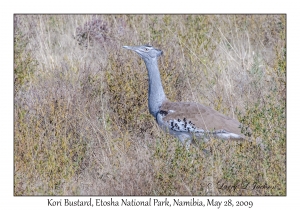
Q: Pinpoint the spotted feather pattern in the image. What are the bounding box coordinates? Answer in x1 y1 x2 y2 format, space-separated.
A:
158 110 205 134
157 109 237 137
167 117 205 134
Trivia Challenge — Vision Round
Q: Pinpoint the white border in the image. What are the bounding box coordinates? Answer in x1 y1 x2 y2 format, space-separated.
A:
2 1 298 209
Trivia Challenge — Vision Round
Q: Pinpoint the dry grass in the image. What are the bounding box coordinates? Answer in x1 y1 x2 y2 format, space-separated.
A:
14 14 286 195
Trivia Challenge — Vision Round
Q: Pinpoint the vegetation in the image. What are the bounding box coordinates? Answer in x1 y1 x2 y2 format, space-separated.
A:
14 14 286 195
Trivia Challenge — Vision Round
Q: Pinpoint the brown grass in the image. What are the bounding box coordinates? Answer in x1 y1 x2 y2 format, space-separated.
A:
14 14 286 195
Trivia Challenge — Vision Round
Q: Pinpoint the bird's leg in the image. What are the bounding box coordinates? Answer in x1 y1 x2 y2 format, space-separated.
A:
178 134 192 150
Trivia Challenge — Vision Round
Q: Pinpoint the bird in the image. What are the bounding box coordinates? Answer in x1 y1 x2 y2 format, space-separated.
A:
123 44 246 148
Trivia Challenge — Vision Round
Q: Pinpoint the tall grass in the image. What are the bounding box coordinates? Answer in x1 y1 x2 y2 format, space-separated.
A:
14 14 286 195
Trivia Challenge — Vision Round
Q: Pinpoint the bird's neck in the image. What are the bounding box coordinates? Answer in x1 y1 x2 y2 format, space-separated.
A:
143 58 166 117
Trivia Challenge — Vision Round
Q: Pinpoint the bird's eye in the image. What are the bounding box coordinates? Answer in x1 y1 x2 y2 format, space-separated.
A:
145 48 149 51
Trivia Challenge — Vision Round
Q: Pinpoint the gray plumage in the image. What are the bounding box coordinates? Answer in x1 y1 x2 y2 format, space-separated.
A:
123 44 245 147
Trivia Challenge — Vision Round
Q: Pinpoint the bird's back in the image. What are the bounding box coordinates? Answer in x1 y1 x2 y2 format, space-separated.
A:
157 100 244 141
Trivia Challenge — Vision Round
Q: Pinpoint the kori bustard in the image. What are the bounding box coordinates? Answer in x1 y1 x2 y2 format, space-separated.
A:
123 45 245 147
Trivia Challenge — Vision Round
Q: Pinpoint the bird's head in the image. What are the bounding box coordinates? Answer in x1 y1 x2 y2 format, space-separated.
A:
123 45 163 61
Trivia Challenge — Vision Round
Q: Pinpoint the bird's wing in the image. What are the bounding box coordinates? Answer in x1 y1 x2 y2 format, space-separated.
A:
159 100 243 136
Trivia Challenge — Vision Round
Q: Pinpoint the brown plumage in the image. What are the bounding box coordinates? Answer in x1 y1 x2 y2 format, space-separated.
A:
160 100 243 138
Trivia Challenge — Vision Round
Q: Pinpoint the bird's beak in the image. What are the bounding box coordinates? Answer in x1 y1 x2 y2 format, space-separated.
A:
123 46 133 50
123 46 141 55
